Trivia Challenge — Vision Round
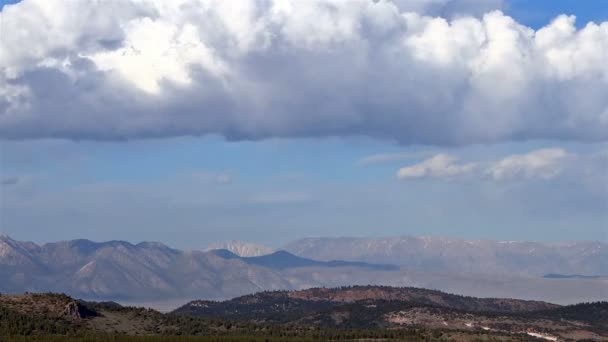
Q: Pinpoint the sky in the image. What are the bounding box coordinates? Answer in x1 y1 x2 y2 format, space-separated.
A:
0 0 607 249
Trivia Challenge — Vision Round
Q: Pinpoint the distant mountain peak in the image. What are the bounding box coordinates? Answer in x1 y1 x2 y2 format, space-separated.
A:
208 249 240 259
206 240 274 257
266 250 295 257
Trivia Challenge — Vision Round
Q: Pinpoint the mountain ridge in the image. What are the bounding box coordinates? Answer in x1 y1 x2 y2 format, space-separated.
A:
174 285 561 317
283 235 608 276
214 249 399 270
0 236 400 302
172 285 608 340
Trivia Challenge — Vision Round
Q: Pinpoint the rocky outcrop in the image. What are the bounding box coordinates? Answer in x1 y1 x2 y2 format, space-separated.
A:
63 301 83 319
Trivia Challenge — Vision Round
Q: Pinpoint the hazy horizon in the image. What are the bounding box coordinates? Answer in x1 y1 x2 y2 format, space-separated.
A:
2 233 606 252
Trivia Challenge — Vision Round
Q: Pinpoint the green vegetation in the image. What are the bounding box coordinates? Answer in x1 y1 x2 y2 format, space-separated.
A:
532 301 608 324
519 301 608 335
2 292 606 341
173 285 558 321
1 331 534 342
0 304 79 335
0 297 532 341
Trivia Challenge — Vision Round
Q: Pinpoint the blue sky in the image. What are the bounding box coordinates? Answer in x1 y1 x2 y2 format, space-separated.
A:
505 0 608 29
1 0 607 248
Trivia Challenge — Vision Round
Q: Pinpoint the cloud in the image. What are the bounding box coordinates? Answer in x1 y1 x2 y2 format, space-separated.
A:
397 154 476 179
397 148 573 181
485 148 569 181
1 1 608 144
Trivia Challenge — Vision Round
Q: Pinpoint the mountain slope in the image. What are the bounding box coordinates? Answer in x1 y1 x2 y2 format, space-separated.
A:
0 236 397 301
0 236 293 300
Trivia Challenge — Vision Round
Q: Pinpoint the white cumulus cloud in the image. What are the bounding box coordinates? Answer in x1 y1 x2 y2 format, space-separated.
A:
1 0 608 143
397 154 476 179
398 148 574 181
485 148 569 181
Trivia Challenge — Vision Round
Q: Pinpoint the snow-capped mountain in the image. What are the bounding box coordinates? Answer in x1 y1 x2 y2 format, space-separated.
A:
206 240 274 257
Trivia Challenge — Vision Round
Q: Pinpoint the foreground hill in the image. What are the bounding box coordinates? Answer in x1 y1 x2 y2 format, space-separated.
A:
175 286 608 341
175 286 558 318
0 292 561 341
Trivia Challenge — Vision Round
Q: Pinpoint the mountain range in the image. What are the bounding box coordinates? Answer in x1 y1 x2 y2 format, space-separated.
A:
0 235 397 302
283 236 608 276
214 236 608 277
1 235 607 307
